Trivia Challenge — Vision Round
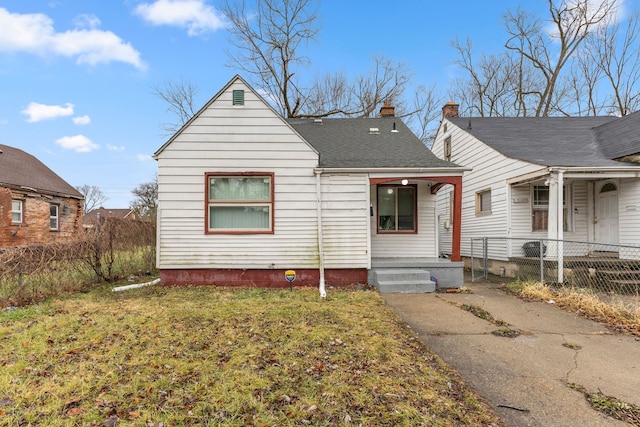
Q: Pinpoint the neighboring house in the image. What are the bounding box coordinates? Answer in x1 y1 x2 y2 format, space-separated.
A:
83 207 139 228
153 75 467 293
0 144 84 247
432 102 640 275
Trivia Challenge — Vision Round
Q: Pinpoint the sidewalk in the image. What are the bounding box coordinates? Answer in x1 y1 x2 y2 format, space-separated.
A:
382 280 640 427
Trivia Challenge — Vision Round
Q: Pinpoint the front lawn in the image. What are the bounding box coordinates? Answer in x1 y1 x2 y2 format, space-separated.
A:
0 285 503 426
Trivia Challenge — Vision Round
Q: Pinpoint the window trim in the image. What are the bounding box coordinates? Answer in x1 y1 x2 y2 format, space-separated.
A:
11 199 23 224
444 136 452 161
475 189 492 216
50 204 59 231
376 184 418 234
205 172 274 235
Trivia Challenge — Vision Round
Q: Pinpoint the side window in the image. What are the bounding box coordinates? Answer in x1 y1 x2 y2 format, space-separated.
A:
50 204 59 230
11 199 23 223
475 189 492 215
206 173 274 234
444 136 452 161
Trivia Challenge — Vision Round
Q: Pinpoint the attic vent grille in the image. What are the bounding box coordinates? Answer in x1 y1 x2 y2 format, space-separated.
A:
232 90 245 105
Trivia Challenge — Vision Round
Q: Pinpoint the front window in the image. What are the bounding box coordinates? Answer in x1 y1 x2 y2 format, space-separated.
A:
206 173 273 233
11 200 23 223
532 185 571 231
377 185 417 233
50 204 59 230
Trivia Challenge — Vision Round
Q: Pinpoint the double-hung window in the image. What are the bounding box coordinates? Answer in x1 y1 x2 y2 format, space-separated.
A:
206 173 274 233
532 185 571 232
11 200 23 223
50 204 59 231
377 185 417 233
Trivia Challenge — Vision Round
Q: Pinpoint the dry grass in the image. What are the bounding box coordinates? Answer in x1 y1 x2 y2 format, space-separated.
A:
512 281 640 336
0 285 503 426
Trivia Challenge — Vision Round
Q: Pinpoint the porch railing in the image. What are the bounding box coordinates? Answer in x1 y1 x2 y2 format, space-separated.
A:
471 237 640 298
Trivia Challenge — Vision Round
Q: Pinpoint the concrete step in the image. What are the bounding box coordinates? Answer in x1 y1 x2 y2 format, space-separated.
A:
371 268 435 293
376 280 436 293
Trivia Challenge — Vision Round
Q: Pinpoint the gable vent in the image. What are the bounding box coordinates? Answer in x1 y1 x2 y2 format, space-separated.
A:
232 90 245 105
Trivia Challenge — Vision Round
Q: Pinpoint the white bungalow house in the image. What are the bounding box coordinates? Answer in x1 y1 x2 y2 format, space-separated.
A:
153 75 467 294
432 102 640 280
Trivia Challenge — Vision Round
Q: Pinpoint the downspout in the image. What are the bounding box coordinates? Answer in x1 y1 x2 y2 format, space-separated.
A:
315 170 327 298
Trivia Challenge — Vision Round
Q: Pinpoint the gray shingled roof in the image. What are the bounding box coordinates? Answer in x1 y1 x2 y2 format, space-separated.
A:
287 117 459 169
446 116 639 167
0 144 83 198
593 110 640 159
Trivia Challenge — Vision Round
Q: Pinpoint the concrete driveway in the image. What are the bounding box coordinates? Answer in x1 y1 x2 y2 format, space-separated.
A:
382 280 640 427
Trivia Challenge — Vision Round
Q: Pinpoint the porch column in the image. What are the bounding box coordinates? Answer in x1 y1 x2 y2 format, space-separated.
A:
547 173 559 248
451 177 462 262
556 171 564 282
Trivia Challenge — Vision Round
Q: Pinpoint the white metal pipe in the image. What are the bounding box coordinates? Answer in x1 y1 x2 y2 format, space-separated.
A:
315 170 327 298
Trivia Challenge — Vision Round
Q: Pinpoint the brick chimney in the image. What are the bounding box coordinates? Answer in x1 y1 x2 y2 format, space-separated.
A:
379 102 395 117
442 101 459 118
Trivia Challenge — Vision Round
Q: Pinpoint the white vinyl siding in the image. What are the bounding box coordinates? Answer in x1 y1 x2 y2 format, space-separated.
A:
320 174 369 268
433 124 540 260
156 79 369 270
619 178 640 259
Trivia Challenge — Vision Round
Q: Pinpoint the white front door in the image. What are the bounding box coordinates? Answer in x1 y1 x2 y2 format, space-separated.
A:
595 182 619 244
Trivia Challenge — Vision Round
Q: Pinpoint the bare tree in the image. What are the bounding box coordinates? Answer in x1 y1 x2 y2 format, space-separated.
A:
449 37 525 117
130 177 158 220
76 184 108 215
403 84 444 146
504 0 618 116
588 12 640 115
152 78 199 135
222 0 319 118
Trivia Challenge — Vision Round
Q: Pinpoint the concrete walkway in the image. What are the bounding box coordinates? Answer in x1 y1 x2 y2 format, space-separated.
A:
382 280 640 427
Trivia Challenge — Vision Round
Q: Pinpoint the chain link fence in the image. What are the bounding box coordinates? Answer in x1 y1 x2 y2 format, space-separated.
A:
471 237 640 297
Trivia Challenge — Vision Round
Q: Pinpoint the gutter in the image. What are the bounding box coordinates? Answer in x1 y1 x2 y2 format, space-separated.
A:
314 167 470 174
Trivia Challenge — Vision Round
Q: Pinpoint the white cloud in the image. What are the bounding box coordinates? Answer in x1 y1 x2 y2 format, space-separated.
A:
0 8 146 70
134 0 226 36
22 102 73 122
55 134 99 152
72 115 91 125
107 144 125 151
137 154 153 162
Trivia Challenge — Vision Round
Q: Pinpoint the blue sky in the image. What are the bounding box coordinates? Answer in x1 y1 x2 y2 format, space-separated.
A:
0 0 624 208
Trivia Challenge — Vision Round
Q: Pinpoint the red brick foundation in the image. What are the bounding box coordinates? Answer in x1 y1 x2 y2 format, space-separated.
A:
159 268 368 288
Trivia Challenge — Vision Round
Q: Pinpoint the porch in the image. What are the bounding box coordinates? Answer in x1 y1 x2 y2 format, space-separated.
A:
368 257 464 293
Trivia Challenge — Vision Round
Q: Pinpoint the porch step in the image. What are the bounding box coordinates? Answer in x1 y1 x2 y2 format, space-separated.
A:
371 268 436 293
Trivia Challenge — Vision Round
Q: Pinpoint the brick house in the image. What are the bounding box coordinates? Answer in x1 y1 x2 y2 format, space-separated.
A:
0 144 84 247
83 207 139 228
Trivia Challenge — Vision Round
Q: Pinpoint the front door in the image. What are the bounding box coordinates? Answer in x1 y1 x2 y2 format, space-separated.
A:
595 182 619 245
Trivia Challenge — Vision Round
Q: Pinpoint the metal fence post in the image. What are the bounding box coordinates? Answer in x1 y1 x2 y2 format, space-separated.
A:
539 239 544 283
483 237 488 279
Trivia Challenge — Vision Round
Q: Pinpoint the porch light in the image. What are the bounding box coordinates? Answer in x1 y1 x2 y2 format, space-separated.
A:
387 188 394 194
401 179 409 185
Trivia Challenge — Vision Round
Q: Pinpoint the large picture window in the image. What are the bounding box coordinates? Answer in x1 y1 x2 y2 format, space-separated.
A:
206 173 274 233
532 185 571 232
377 185 417 233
